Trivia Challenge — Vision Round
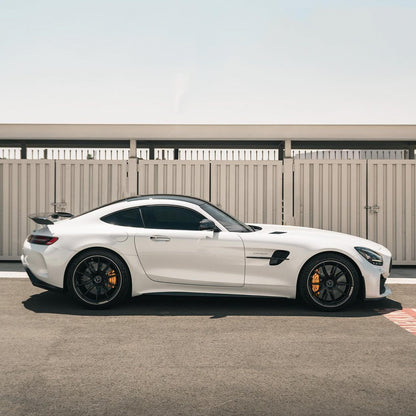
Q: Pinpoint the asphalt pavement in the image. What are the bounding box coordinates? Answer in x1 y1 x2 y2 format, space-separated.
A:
1 276 415 416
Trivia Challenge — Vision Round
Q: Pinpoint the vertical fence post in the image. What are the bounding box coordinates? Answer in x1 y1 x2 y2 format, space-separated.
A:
409 145 415 160
128 139 138 196
283 154 294 225
284 139 292 159
21 143 27 159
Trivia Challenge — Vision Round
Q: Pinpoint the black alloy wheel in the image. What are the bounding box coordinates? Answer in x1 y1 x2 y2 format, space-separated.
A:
299 253 360 311
67 250 131 309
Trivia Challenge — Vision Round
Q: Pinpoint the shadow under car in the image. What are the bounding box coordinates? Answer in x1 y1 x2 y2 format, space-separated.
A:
22 290 402 318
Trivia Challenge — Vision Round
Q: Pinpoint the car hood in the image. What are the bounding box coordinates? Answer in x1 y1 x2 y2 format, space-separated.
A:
248 223 386 253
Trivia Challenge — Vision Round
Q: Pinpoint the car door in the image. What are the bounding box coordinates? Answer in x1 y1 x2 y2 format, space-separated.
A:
134 204 245 287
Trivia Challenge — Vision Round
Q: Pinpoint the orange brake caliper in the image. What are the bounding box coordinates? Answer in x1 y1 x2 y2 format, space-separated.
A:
107 269 117 288
311 269 320 296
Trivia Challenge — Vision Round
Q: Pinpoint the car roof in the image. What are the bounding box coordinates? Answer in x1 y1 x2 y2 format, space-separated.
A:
70 194 209 220
126 194 209 206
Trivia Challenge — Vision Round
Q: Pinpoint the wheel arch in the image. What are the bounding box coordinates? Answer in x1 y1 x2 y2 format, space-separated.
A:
63 247 132 293
295 251 365 300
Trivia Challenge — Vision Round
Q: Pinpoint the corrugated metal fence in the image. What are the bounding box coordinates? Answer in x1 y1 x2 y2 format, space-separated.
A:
0 160 127 259
367 161 416 264
1 158 415 264
292 159 416 264
293 160 367 237
0 160 55 259
210 161 283 225
137 161 210 200
55 160 127 215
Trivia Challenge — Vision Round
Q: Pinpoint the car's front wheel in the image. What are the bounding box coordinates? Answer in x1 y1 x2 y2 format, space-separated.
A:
298 253 360 311
67 249 131 309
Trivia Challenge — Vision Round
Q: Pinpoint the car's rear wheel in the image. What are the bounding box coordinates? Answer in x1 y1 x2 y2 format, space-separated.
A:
299 253 360 311
67 250 131 309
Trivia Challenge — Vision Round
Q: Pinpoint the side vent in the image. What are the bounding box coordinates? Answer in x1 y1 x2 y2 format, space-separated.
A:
270 231 286 235
269 250 290 266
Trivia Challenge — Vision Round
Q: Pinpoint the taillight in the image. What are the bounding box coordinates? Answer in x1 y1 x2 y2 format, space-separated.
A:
27 235 59 245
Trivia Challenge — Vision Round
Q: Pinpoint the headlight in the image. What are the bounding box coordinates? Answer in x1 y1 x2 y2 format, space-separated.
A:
355 247 383 266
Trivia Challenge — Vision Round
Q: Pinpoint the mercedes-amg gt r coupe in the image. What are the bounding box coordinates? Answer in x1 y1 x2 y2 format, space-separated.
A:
22 194 392 311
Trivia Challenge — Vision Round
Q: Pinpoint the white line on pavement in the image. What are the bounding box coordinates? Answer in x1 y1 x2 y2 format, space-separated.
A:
387 278 416 284
0 272 27 278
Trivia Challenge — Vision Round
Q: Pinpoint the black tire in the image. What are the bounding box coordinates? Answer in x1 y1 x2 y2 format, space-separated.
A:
298 253 360 312
66 249 131 309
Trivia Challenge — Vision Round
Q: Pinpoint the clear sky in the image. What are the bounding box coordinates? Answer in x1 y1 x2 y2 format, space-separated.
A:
0 0 415 124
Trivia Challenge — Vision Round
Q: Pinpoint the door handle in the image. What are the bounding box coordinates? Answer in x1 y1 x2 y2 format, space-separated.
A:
150 235 171 242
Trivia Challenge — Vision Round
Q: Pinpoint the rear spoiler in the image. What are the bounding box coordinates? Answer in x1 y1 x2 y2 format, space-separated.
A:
28 212 74 225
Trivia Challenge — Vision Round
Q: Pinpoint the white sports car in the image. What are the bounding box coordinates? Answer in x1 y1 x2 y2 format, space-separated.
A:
22 195 392 311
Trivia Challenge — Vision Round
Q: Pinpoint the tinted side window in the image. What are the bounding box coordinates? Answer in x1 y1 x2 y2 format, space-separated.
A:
101 208 144 227
140 205 205 230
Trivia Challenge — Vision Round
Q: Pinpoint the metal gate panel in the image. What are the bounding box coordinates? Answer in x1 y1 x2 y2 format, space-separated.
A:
138 161 210 200
368 161 416 264
0 160 55 259
55 161 127 216
293 160 366 237
210 161 283 224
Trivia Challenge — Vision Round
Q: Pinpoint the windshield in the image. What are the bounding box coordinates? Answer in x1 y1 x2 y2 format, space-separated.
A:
201 203 253 232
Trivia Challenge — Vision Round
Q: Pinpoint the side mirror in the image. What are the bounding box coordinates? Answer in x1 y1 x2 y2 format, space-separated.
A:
199 219 217 231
